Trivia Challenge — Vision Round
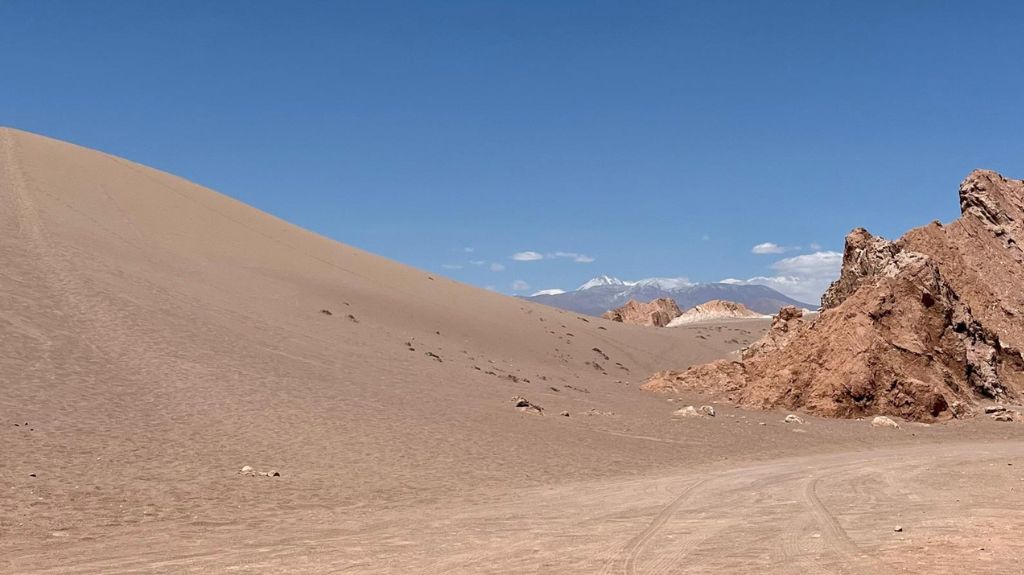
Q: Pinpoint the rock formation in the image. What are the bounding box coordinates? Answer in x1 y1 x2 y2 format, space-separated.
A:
601 298 682 327
644 170 1024 421
667 299 767 326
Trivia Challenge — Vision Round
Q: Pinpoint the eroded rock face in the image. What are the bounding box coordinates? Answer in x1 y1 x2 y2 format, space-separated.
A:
820 228 902 310
602 298 682 327
644 170 1024 421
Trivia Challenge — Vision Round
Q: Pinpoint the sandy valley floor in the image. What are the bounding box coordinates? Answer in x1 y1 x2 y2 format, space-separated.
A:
2 128 1022 573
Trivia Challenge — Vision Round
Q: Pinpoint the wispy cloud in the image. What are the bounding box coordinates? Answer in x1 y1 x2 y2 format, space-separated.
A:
489 262 505 272
441 264 463 270
469 260 486 266
462 247 475 253
530 288 565 296
511 250 595 263
551 251 595 263
511 279 531 291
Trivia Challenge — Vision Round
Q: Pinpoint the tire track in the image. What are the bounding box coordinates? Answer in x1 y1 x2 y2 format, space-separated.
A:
604 479 705 575
803 476 887 574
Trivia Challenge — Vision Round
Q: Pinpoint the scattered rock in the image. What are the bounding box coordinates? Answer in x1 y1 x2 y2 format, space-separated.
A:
346 314 359 323
319 309 333 316
560 411 570 417
784 414 804 424
673 405 701 418
425 351 442 362
240 465 278 477
894 526 904 532
871 416 901 429
993 410 1020 422
699 405 716 417
984 405 1007 414
512 396 543 415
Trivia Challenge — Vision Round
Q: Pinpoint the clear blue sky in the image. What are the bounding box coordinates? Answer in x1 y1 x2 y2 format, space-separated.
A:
3 1 1023 302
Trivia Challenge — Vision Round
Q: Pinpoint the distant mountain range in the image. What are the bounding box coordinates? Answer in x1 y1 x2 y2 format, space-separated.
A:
524 275 816 317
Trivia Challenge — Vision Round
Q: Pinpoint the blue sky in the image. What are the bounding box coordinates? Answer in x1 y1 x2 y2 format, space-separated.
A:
3 1 1023 302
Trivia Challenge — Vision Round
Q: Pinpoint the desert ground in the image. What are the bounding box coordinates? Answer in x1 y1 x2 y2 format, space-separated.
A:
2 127 1022 573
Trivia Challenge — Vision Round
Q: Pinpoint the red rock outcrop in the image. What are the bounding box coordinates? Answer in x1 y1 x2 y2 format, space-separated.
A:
644 170 1024 421
602 298 682 327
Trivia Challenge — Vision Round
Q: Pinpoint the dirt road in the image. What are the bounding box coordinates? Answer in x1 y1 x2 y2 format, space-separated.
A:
7 441 1019 574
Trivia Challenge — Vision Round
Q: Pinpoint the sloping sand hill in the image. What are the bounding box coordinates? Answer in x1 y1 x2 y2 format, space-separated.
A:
3 128 1022 573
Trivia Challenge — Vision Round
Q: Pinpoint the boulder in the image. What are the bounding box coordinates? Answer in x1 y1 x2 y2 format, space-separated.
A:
673 405 701 418
871 416 901 429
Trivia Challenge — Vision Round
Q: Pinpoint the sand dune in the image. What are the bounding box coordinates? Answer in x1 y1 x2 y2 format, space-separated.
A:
3 127 1022 573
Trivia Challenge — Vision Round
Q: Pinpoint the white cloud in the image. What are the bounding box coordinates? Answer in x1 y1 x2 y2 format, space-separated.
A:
489 263 505 272
530 288 565 296
441 264 463 270
512 251 545 261
721 251 842 304
771 251 842 277
809 242 822 251
462 247 475 253
469 260 486 266
751 242 786 254
511 279 531 291
701 234 711 242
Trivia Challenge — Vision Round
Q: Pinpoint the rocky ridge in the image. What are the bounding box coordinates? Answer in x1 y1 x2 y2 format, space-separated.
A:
601 298 682 327
667 299 767 326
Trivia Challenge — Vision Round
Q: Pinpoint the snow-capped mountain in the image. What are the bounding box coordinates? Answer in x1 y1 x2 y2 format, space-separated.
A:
576 275 626 290
526 276 815 317
576 276 694 291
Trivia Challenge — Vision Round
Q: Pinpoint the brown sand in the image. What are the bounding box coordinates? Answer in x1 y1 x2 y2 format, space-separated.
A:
2 127 1022 573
